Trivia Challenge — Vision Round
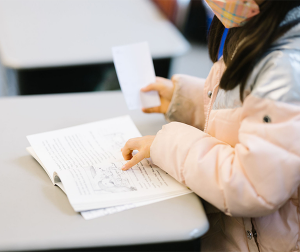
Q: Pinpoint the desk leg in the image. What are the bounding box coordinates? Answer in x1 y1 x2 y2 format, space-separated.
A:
0 65 19 96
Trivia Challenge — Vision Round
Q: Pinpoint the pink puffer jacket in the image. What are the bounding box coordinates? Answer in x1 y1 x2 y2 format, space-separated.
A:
150 11 300 252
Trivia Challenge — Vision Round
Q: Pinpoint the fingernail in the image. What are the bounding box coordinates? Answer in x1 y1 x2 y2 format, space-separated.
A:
121 165 126 170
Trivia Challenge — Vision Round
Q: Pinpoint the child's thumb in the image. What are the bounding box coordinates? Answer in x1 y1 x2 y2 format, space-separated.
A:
141 83 161 92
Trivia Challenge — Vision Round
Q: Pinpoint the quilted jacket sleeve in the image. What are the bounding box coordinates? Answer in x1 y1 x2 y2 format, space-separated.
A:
151 51 300 218
165 74 206 130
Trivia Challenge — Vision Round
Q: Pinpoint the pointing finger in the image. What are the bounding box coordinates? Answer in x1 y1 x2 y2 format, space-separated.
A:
122 151 145 171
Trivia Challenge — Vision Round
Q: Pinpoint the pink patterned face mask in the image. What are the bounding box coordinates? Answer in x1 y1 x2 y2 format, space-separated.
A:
205 0 260 28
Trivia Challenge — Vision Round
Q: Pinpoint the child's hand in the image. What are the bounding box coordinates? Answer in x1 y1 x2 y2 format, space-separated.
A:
121 136 155 170
141 77 174 114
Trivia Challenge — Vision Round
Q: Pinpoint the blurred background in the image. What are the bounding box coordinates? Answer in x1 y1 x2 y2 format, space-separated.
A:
0 0 216 97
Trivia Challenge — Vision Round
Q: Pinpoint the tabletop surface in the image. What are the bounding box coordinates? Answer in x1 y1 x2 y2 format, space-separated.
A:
0 91 208 251
0 0 190 69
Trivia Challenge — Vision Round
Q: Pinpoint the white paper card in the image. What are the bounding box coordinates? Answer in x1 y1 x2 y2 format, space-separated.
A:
112 42 161 110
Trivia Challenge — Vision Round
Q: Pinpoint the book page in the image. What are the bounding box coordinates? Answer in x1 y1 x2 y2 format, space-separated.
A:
80 193 188 220
27 146 188 219
27 116 191 212
56 159 190 212
27 146 66 193
112 42 161 110
27 116 140 183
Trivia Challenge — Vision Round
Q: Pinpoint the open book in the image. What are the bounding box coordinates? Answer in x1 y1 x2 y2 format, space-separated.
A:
27 116 191 219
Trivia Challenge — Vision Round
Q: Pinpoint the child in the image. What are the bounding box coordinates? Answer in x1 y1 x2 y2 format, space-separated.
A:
121 1 300 251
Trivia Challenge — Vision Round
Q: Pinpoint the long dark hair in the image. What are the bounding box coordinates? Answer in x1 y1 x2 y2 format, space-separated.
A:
208 1 300 101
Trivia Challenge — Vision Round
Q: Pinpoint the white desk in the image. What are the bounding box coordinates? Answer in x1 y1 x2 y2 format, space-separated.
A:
0 0 189 69
0 91 208 251
0 0 190 96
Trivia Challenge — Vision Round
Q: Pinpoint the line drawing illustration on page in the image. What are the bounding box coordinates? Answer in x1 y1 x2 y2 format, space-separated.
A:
84 163 137 194
103 132 127 149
